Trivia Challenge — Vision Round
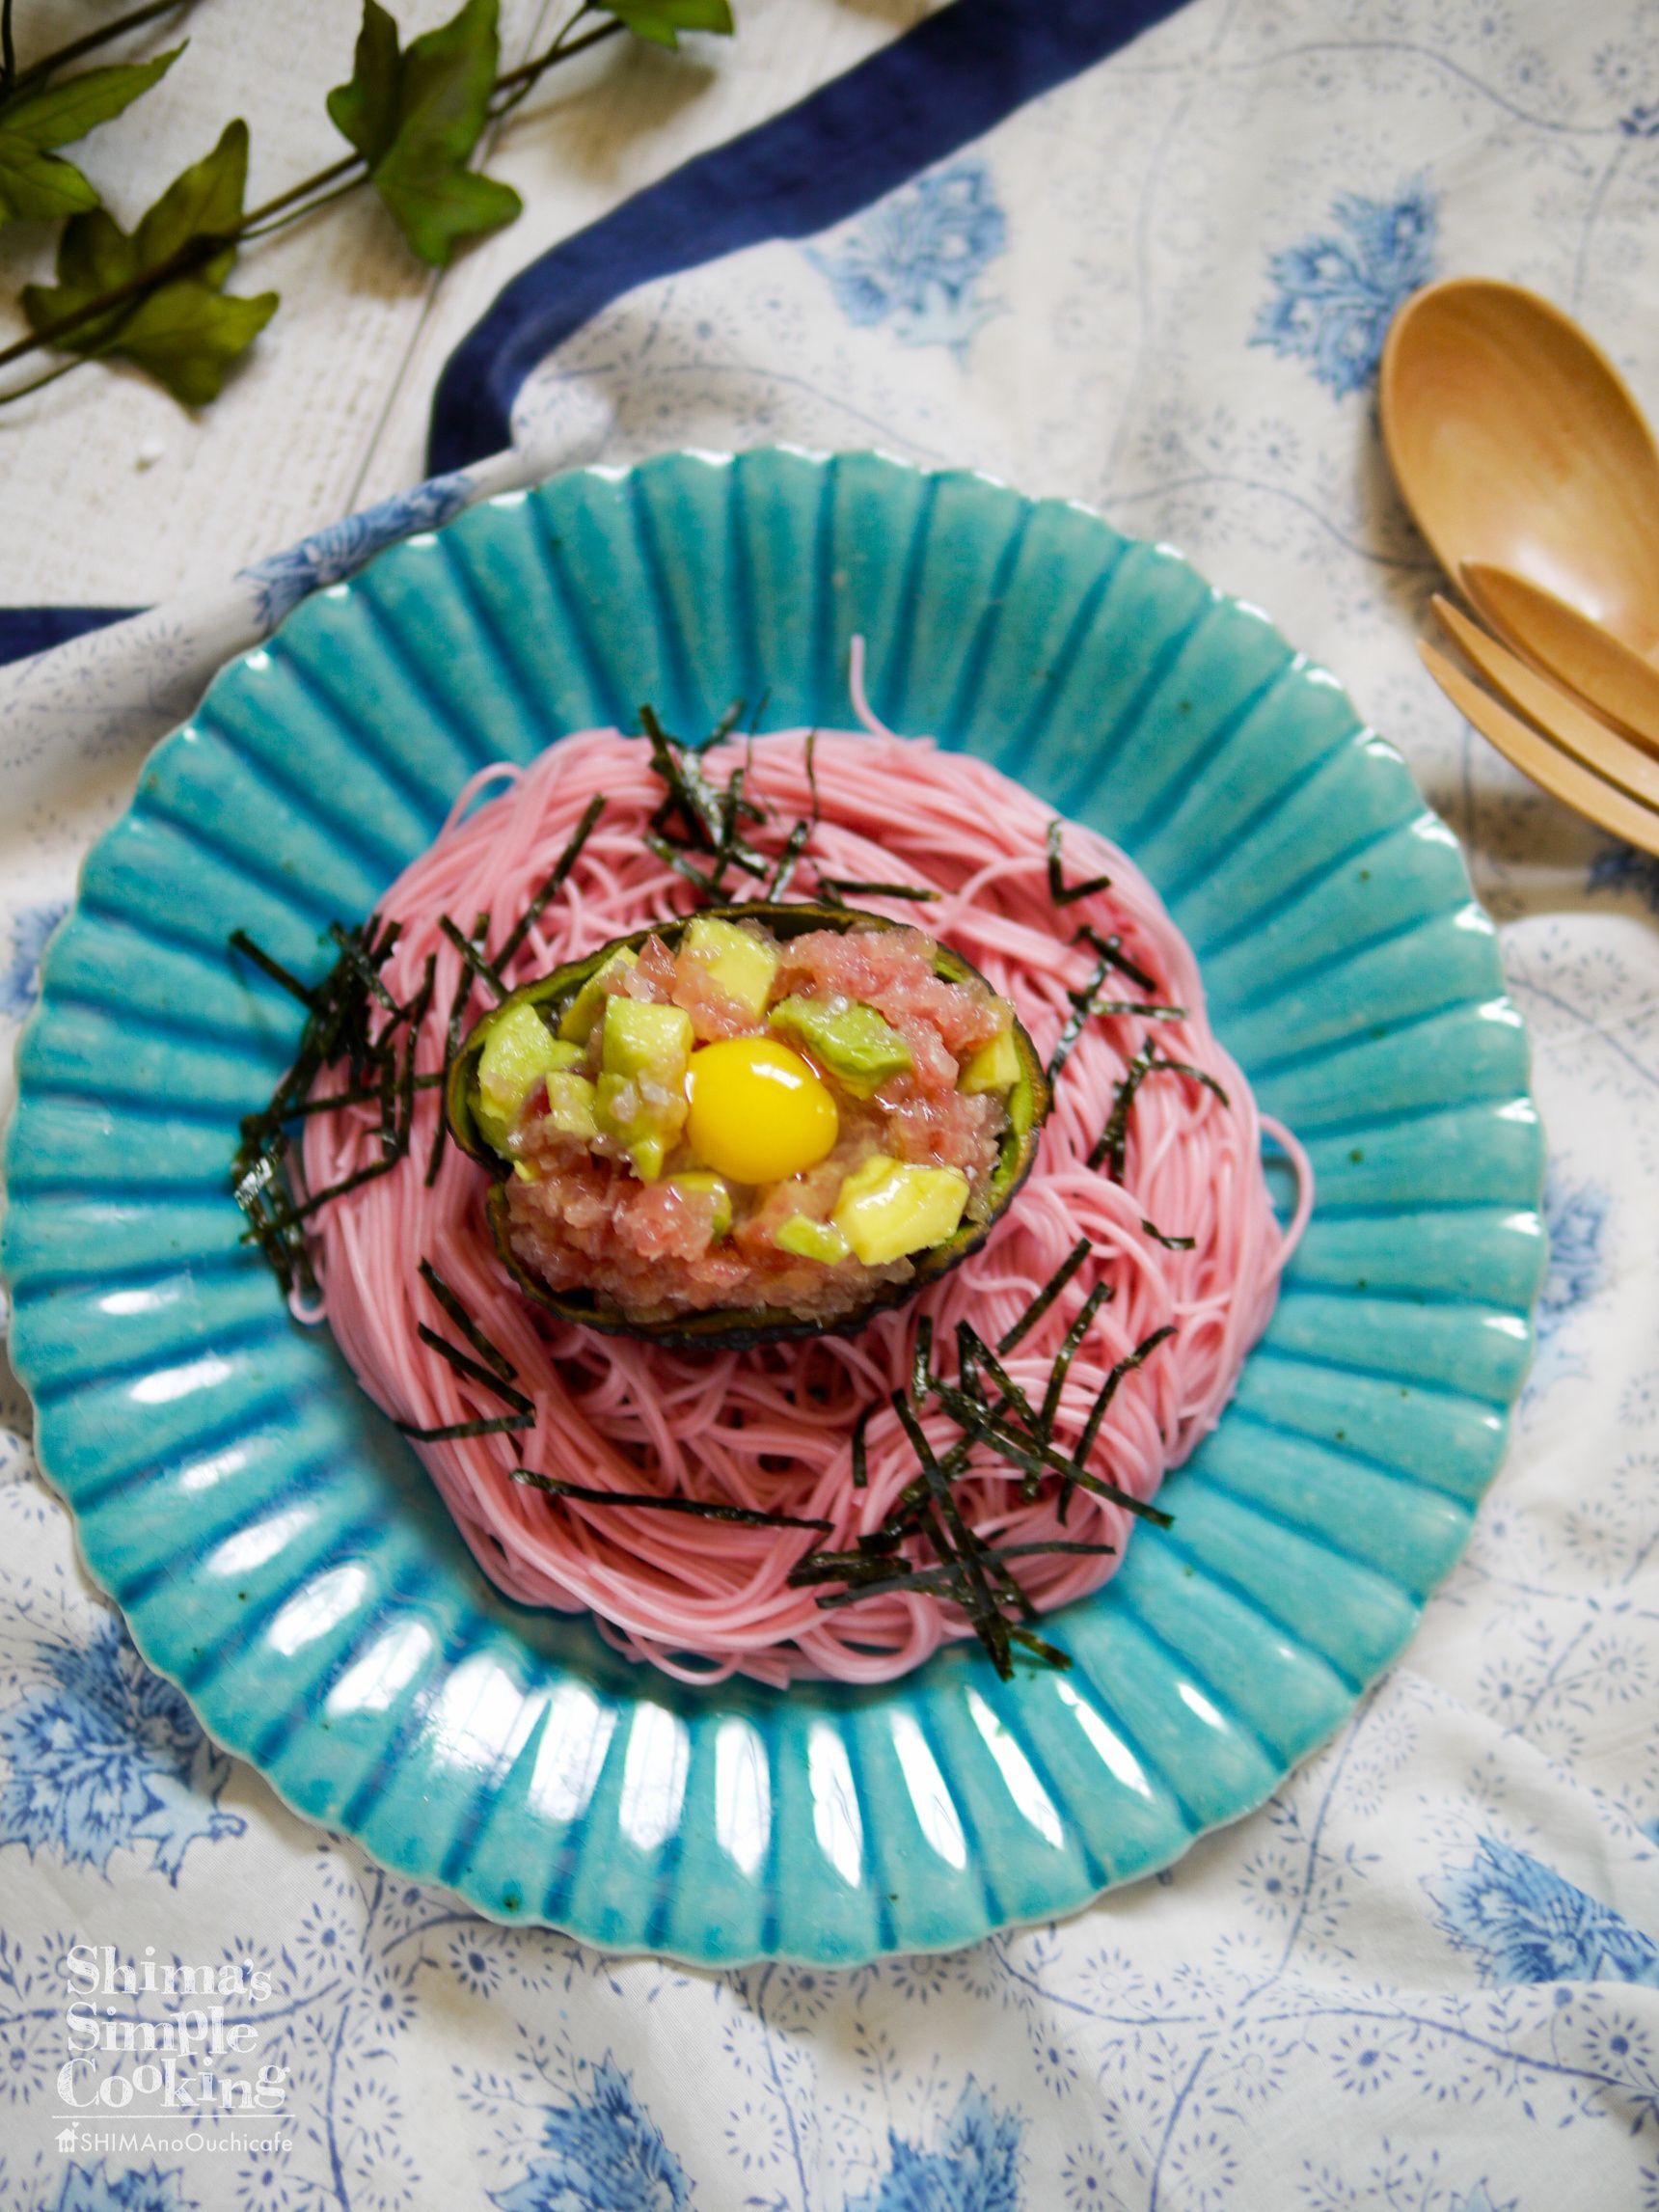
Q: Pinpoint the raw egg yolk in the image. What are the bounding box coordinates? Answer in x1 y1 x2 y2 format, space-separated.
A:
685 1038 839 1184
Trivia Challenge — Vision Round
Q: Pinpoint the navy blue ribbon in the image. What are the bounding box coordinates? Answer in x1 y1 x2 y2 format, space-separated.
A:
427 0 1184 472
0 606 143 669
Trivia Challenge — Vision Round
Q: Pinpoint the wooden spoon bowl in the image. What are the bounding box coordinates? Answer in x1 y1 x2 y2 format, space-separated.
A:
1380 278 1659 656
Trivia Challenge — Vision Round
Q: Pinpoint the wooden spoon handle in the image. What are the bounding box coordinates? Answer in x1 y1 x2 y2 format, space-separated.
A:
1420 641 1659 857
1432 595 1659 809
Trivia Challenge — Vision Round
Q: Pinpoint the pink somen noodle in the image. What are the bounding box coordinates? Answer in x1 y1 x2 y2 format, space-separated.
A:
298 712 1311 1687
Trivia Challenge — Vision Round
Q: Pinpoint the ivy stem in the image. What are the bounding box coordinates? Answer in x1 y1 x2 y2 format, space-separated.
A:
237 175 367 244
0 355 79 403
10 0 188 96
491 10 622 116
237 154 366 235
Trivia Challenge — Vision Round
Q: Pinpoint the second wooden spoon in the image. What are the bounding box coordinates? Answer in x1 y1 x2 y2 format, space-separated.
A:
1461 561 1659 753
1420 642 1659 858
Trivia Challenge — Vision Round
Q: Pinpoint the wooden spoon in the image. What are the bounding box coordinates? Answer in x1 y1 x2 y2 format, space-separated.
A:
1420 642 1659 858
1461 562 1659 752
1381 279 1659 657
1432 596 1659 811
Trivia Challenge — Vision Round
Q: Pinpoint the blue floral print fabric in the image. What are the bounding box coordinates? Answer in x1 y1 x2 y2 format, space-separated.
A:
5 0 1659 2206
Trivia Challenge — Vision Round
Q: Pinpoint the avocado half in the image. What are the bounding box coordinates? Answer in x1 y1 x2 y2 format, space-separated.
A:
446 902 1049 1350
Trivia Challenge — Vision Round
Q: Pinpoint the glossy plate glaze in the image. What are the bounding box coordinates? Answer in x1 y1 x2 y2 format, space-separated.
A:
2 452 1545 1965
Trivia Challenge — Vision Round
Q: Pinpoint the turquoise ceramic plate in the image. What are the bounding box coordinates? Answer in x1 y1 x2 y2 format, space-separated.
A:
2 452 1544 1964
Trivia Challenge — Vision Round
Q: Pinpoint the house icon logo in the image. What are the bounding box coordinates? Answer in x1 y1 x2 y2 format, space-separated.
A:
56 2127 77 2155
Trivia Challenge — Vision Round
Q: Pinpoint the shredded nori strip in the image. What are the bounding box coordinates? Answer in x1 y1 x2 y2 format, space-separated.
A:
327 920 401 1014
850 1403 874 1488
229 930 315 1006
639 704 722 849
804 729 821 826
231 915 419 1291
911 1316 935 1404
857 1523 906 1555
388 954 435 1160
927 1380 1170 1528
436 915 507 1003
807 1539 1117 1609
1060 1322 1181 1522
1088 1045 1231 1177
767 817 810 900
425 910 491 1186
512 1468 832 1532
282 1155 396 1222
794 1300 1156 1662
998 1237 1091 1355
645 763 770 899
415 1323 534 1413
889 1391 1020 1673
955 1321 1042 1434
788 1548 914 1588
1037 1278 1115 1444
645 832 723 893
1089 1040 1156 1180
1047 938 1121 1086
1072 923 1158 997
1047 919 1180 1087
1141 1219 1196 1251
817 877 940 903
639 703 836 905
398 1411 536 1441
638 705 770 899
231 915 454 1293
418 1257 517 1381
907 1394 1039 1629
1046 818 1113 905
1008 1627 1073 1670
710 696 748 744
495 793 607 970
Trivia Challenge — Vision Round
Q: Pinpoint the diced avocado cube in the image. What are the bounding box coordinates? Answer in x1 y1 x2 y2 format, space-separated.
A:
831 1154 969 1266
543 1071 598 1141
476 1001 586 1153
667 1171 733 1241
960 1024 1020 1095
594 1097 668 1183
595 997 694 1183
601 997 694 1079
775 1214 851 1264
683 915 778 1018
769 996 911 1098
558 946 639 1043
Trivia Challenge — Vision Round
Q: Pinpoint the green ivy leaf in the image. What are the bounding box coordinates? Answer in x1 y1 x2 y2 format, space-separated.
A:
326 1 402 168
107 279 279 405
593 0 734 49
327 0 522 268
22 121 278 405
134 109 253 284
0 46 182 226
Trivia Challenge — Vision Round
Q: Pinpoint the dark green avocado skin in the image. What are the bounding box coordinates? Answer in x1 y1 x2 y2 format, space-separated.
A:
448 903 1050 1352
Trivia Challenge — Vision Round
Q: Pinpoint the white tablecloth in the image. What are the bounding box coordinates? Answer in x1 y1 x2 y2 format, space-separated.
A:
5 2 1659 2207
